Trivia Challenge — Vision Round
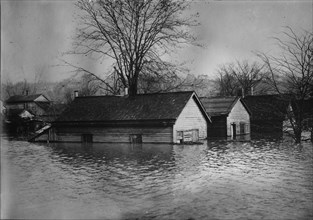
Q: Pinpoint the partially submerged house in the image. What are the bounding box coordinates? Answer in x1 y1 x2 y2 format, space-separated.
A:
5 94 50 135
6 94 50 117
200 96 250 138
5 108 41 136
243 95 289 135
0 100 5 134
5 94 67 137
0 100 5 115
31 91 211 144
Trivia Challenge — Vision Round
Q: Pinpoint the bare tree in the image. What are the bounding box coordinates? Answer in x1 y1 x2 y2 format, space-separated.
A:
79 74 101 96
4 80 39 99
257 27 313 143
69 0 198 96
215 67 239 96
215 60 266 96
3 67 46 100
137 59 206 94
59 60 123 95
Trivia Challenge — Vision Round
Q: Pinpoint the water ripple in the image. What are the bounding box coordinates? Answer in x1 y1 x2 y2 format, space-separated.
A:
1 139 313 219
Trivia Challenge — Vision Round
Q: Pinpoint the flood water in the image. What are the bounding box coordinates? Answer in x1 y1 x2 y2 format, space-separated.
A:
1 138 313 219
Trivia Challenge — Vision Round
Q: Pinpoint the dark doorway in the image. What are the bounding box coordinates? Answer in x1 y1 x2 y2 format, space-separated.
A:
231 123 236 137
81 134 93 143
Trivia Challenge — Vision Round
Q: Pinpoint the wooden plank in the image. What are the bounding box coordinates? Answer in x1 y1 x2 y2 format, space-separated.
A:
54 126 173 143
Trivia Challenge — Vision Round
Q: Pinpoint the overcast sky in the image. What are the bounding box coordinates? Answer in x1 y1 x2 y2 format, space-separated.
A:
1 0 312 84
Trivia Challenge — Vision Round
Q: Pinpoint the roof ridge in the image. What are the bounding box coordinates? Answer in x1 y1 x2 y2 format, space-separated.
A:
200 96 238 99
76 91 195 99
244 94 285 98
6 94 43 102
10 93 42 97
76 95 121 99
135 91 194 96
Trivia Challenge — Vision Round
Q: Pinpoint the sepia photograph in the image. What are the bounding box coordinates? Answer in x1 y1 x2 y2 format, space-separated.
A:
1 0 312 219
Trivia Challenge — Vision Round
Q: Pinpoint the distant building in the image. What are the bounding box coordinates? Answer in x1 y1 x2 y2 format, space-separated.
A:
7 109 35 120
5 108 40 136
242 95 289 135
31 91 211 144
5 94 50 117
0 100 6 114
5 94 53 136
0 100 6 134
200 96 251 138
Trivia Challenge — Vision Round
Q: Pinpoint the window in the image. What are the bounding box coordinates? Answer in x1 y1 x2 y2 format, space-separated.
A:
236 123 240 134
176 129 199 143
245 124 249 133
177 131 183 143
240 122 245 134
81 134 93 143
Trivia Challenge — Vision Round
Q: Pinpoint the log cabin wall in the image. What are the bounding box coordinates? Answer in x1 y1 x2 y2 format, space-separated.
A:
227 100 250 136
52 126 173 143
173 96 207 143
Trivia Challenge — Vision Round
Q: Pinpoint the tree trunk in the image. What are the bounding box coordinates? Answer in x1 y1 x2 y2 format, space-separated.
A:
128 80 138 96
294 128 302 144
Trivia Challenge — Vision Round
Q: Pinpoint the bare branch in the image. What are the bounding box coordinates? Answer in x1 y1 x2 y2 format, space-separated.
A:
67 0 199 96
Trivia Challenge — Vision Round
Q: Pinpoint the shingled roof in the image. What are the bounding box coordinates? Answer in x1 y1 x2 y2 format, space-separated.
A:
55 91 209 123
6 94 46 103
243 95 289 120
199 96 239 116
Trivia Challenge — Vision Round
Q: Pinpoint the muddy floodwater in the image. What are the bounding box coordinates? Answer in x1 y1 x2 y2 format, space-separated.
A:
1 138 313 219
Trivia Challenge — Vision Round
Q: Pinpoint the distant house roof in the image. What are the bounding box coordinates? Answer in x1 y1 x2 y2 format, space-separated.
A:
6 94 49 104
199 96 245 117
242 95 289 121
7 109 35 120
55 91 210 124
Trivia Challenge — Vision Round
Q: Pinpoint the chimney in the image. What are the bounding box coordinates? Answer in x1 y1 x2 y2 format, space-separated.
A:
124 87 129 96
241 88 245 98
74 90 79 98
251 87 254 96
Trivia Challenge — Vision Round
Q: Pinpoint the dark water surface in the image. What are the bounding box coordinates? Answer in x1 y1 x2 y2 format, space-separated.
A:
1 139 313 219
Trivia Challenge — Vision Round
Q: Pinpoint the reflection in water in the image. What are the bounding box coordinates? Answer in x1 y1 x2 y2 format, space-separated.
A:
1 139 313 219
